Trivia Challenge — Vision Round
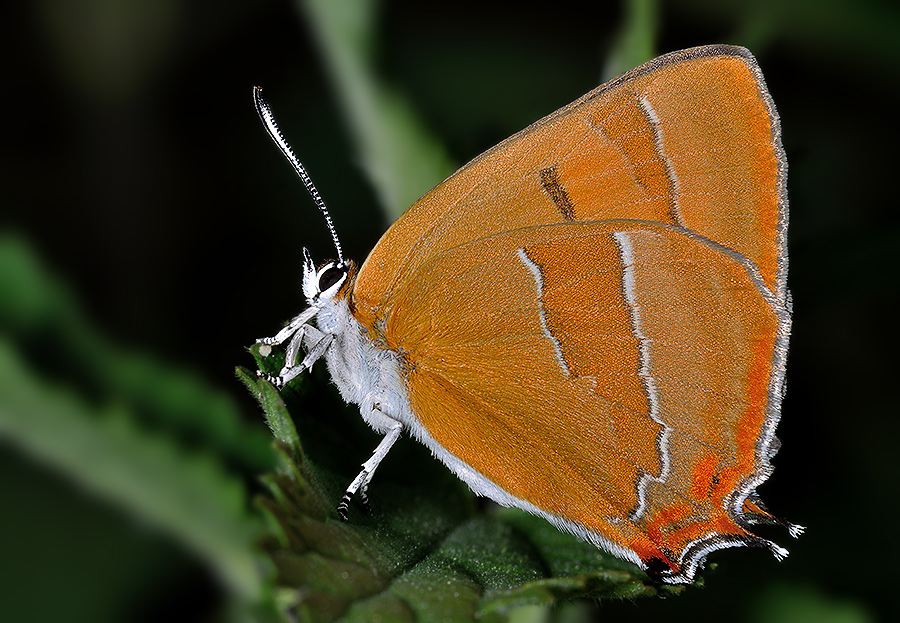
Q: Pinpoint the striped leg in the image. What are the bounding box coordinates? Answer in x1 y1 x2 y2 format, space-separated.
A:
337 421 403 521
256 306 317 347
257 325 332 388
358 482 371 514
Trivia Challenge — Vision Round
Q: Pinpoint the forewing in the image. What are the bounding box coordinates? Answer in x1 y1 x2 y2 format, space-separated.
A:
353 45 787 331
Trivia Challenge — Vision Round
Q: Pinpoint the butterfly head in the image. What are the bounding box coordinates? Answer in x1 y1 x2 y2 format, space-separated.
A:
302 247 352 305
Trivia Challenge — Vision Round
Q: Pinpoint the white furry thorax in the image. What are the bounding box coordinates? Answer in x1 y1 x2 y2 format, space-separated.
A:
303 255 412 436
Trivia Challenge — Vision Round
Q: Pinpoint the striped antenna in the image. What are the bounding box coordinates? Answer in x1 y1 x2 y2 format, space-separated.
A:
253 86 344 264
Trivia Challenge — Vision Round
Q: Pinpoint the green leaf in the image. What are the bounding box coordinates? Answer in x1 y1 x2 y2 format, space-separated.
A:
299 0 457 221
0 338 264 599
0 234 278 606
0 233 275 474
238 360 300 449
602 0 659 80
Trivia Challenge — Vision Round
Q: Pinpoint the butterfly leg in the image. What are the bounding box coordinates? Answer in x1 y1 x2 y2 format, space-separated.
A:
256 306 317 347
257 324 333 388
358 481 371 514
337 416 402 521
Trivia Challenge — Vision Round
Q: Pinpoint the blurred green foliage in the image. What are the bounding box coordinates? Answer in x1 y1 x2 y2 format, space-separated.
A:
0 235 277 618
301 0 458 220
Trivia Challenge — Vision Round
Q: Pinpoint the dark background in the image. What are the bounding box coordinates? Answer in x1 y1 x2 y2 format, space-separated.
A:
2 0 897 621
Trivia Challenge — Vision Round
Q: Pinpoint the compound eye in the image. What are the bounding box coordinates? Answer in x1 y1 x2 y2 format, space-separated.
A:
318 265 346 292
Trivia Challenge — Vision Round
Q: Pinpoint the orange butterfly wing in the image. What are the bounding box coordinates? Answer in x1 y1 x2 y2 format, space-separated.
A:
353 45 787 332
374 221 786 575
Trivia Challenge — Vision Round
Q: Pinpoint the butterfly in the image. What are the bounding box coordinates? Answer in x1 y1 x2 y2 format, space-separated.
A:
252 44 801 584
